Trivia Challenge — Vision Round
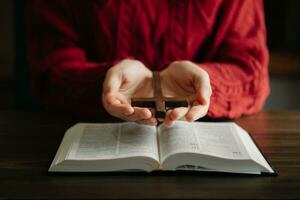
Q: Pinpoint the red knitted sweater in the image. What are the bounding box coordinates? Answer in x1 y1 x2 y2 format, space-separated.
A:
27 0 269 119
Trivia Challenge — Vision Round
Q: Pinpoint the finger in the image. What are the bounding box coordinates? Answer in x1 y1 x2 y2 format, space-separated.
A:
197 88 211 105
185 103 209 122
149 108 156 118
103 93 134 117
136 117 158 126
126 107 152 121
103 91 153 122
163 110 175 127
107 102 134 118
164 107 189 127
104 92 129 105
188 85 211 107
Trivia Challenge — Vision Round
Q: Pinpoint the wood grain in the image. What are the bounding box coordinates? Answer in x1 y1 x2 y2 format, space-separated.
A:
0 110 300 199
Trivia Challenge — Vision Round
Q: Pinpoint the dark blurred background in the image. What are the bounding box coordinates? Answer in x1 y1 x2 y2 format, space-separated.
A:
0 0 300 110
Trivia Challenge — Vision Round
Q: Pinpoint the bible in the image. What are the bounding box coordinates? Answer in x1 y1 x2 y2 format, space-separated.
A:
49 121 276 175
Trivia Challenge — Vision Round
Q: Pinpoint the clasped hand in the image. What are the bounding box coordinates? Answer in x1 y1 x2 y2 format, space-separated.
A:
102 59 211 127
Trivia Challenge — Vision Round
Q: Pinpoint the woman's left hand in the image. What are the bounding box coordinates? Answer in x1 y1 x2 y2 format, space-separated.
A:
160 61 212 127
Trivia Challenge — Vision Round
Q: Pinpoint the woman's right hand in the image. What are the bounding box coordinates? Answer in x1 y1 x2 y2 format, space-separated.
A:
102 59 157 126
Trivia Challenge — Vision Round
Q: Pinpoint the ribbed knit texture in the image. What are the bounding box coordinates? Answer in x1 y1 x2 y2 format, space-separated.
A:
27 0 269 119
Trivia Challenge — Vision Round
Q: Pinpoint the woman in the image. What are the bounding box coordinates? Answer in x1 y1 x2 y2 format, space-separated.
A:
27 0 269 127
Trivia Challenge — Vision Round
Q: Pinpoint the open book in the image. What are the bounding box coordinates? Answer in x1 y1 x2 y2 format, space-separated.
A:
49 121 276 175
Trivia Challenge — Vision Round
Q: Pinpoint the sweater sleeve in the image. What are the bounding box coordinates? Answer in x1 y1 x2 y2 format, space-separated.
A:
197 0 270 119
27 0 117 117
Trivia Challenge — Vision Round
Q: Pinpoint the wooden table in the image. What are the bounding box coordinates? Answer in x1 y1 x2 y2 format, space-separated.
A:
0 109 300 199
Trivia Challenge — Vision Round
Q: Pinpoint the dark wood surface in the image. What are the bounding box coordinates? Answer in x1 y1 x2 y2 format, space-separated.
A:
0 109 300 199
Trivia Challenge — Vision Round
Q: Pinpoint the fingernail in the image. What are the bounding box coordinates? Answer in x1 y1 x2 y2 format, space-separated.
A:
163 120 171 128
185 115 194 122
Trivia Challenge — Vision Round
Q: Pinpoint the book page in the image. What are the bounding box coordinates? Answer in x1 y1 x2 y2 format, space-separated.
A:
236 125 274 173
158 121 250 161
68 123 158 160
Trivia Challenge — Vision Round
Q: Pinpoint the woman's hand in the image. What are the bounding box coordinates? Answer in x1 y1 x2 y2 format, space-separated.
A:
160 61 212 127
102 59 157 125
